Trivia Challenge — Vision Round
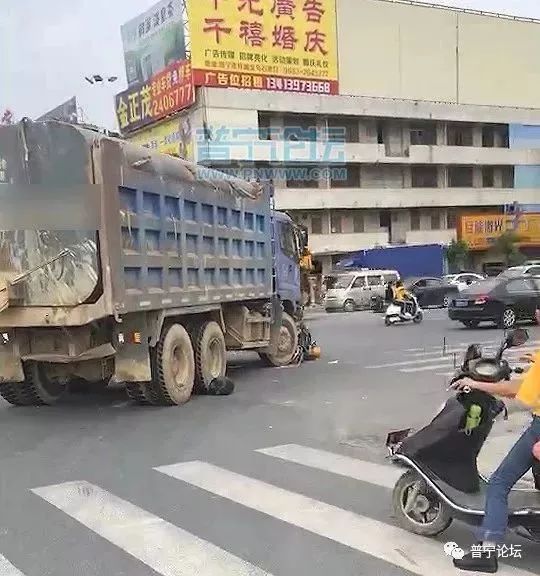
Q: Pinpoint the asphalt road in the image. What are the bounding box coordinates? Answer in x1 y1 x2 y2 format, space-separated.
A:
1 309 539 576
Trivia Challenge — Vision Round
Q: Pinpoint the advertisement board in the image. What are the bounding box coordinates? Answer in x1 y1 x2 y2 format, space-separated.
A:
121 0 187 86
187 0 338 95
459 213 540 250
36 96 78 123
128 113 194 161
115 59 194 134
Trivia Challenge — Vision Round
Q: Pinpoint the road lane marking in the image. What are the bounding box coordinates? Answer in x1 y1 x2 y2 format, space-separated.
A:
366 356 461 369
367 343 540 370
154 461 533 576
400 363 457 373
31 481 272 576
256 444 402 489
0 554 25 576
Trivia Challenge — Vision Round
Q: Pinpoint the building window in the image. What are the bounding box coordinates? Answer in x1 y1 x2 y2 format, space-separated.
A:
431 211 441 230
283 114 317 141
482 167 494 187
411 166 438 188
327 117 359 143
330 213 342 234
482 126 495 148
330 166 359 188
379 210 391 229
447 124 473 146
286 164 319 188
311 214 322 235
410 123 437 145
501 166 515 188
447 209 457 229
448 166 473 187
376 121 384 144
410 210 420 231
353 213 364 233
258 112 272 140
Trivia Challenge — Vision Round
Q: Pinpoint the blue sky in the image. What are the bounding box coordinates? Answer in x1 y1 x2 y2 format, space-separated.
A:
1 0 539 130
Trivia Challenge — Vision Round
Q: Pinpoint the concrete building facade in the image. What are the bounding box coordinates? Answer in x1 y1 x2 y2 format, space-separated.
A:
129 0 540 273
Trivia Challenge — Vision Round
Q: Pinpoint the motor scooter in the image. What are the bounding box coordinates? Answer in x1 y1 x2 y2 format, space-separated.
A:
385 294 423 326
386 328 540 543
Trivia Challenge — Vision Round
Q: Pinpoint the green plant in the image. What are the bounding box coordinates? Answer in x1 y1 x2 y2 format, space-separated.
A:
491 230 525 266
445 239 470 273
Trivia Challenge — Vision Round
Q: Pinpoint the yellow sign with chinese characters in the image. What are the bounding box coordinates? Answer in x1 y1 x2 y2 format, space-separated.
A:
128 113 194 161
187 0 339 94
459 213 540 250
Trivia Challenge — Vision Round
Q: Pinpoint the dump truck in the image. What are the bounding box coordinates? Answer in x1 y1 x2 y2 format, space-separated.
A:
0 119 307 406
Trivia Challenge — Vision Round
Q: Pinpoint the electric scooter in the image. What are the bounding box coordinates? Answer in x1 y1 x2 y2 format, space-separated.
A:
385 294 423 326
386 328 540 542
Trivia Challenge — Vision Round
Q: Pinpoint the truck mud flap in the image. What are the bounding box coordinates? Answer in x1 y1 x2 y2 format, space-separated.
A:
113 315 152 383
0 337 24 382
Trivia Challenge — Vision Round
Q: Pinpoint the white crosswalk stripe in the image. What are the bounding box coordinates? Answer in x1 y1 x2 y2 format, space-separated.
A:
32 481 272 576
8 443 535 576
257 444 402 488
0 554 25 576
154 460 535 576
367 339 540 374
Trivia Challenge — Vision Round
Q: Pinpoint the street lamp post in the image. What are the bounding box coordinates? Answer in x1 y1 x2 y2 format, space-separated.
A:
80 74 119 134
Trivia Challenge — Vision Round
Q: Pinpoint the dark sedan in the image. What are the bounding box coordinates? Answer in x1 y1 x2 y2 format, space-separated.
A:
405 277 459 308
448 275 540 329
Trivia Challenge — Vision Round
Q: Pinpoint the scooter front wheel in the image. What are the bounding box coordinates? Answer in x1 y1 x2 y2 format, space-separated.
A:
392 470 452 536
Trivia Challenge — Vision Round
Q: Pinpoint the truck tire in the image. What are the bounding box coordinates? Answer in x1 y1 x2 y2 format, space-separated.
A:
24 362 67 405
193 321 227 394
0 382 35 406
125 382 152 405
154 323 195 406
259 312 298 367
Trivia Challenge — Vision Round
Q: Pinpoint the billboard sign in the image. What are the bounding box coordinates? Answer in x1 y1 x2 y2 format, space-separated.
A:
115 59 194 134
121 0 187 86
187 0 339 95
128 113 194 161
459 213 540 250
36 96 78 123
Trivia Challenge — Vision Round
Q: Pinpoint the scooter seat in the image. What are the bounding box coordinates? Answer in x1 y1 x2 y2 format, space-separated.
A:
420 462 540 514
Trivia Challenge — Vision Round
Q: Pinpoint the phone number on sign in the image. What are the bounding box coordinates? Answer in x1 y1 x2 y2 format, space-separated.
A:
266 77 332 94
152 85 193 117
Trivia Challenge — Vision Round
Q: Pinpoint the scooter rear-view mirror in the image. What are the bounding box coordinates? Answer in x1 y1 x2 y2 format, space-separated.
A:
464 344 482 363
506 328 529 349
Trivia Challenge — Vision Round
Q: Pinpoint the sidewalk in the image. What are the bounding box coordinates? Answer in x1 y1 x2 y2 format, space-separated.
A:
477 405 536 488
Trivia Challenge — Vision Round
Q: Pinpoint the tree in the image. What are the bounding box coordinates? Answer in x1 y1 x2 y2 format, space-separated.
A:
445 239 470 273
491 230 525 266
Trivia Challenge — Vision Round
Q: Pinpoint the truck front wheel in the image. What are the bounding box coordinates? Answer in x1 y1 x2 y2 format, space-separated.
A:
154 323 195 406
259 312 298 367
193 321 227 394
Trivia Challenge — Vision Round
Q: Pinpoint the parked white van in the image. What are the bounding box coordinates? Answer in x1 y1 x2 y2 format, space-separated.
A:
324 269 400 312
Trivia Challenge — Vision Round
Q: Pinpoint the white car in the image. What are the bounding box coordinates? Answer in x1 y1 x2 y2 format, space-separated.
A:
444 273 485 292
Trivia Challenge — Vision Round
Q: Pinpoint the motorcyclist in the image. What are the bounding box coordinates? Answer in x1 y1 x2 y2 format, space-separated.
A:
450 311 540 573
393 280 413 317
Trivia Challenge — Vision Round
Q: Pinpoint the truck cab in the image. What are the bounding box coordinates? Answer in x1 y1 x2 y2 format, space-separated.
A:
272 211 303 317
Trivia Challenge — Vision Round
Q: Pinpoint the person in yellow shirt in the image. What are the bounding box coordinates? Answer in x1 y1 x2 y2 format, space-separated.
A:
450 347 540 573
393 280 413 316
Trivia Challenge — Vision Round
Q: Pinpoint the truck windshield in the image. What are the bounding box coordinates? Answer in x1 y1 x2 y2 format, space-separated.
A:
0 230 99 306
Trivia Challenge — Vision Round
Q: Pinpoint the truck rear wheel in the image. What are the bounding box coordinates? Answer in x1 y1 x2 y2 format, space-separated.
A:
0 382 35 406
259 312 298 367
193 321 227 394
24 362 67 406
154 323 195 406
